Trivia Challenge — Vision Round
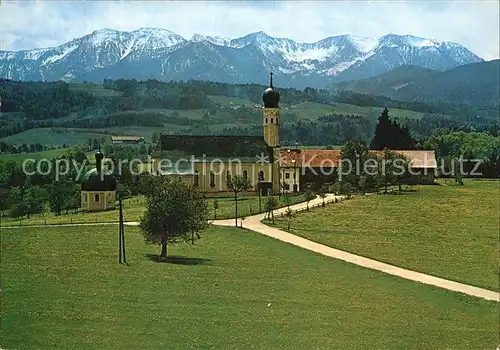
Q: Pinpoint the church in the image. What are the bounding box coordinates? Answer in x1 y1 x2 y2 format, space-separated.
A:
78 74 436 212
149 73 283 196
149 73 437 195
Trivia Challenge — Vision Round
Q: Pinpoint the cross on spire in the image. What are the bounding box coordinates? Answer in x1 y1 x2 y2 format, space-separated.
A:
269 72 273 88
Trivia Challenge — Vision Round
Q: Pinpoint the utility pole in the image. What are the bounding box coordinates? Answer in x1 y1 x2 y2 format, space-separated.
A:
118 198 122 263
120 198 126 264
118 198 126 264
258 173 263 212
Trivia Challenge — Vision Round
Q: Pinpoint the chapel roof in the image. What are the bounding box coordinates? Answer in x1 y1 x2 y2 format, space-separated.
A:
80 168 117 192
80 151 117 192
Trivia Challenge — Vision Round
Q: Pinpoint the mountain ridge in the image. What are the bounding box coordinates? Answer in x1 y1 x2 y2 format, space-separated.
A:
334 60 500 106
0 28 484 88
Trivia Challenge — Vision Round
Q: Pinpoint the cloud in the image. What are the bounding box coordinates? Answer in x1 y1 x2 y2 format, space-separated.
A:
1 0 498 60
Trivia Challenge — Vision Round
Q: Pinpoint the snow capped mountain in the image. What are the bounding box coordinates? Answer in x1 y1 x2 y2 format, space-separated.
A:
190 33 231 47
0 29 483 88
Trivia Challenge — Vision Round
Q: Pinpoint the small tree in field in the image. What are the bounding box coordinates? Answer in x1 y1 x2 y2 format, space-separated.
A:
358 175 367 195
212 199 219 219
454 170 464 186
304 189 316 211
341 182 354 199
10 202 28 219
331 182 342 195
280 182 287 198
227 175 251 227
23 185 47 219
318 185 327 206
140 177 208 259
376 149 397 193
265 196 279 224
283 194 291 209
49 178 73 215
333 181 353 199
116 182 131 200
285 207 293 231
0 188 17 216
394 154 411 191
453 159 465 185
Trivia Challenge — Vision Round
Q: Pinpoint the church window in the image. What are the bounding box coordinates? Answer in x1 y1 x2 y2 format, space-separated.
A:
94 194 100 203
265 118 268 123
258 171 265 181
271 118 274 124
210 171 215 188
285 172 290 179
243 170 248 180
194 170 199 187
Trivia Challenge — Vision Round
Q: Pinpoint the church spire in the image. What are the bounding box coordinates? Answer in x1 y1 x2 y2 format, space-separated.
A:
262 72 280 108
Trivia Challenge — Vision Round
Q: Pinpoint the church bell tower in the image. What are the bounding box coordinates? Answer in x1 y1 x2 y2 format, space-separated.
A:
262 72 280 148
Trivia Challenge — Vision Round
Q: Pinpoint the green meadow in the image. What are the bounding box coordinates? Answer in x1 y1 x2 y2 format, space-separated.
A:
1 225 497 349
272 179 500 291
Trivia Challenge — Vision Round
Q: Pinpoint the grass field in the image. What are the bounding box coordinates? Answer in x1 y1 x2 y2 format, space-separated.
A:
0 147 76 163
208 95 258 106
0 128 114 146
1 224 497 349
286 101 434 121
68 83 123 97
271 179 500 291
0 194 306 227
108 107 209 120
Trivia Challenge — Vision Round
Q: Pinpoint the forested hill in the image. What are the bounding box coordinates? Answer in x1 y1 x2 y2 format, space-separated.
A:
334 60 500 108
2 77 497 118
0 78 498 143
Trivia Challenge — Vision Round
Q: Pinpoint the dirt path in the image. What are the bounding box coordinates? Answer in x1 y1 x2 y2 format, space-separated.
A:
212 195 499 302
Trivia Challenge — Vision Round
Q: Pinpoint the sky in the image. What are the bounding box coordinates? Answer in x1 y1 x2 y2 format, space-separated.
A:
1 0 499 60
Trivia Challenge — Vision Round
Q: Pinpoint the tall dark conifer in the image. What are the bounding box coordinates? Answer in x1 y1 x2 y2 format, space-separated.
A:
370 108 392 150
370 108 416 150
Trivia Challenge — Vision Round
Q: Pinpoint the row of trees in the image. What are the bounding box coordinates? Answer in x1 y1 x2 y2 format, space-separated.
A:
423 130 500 178
312 139 414 195
0 141 50 154
0 177 81 218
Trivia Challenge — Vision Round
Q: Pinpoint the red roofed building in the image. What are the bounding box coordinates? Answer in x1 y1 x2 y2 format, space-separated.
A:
279 148 436 193
280 149 342 192
111 136 145 145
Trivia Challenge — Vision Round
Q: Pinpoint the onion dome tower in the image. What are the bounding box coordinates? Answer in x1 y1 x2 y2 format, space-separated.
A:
262 72 280 148
80 150 117 211
262 72 280 108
